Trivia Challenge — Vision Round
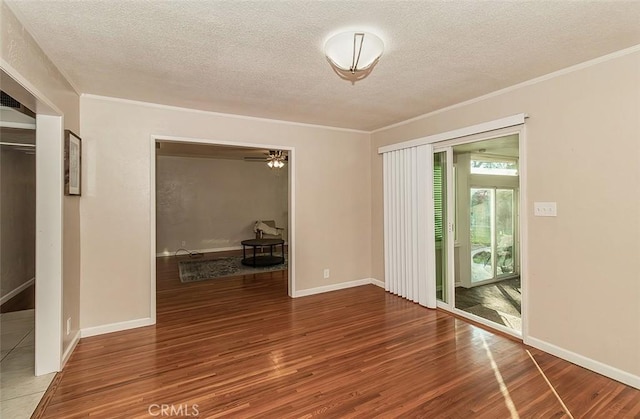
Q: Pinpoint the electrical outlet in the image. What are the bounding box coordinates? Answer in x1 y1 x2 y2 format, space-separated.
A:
323 269 330 279
181 241 186 247
66 317 71 336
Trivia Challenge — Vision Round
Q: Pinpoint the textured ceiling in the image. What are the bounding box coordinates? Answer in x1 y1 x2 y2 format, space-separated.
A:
6 1 640 131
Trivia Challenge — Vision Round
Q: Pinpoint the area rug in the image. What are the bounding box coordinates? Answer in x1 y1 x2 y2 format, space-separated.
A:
178 255 287 283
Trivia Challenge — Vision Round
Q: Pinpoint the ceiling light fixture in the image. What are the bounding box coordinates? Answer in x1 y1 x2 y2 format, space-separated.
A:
324 31 384 83
267 150 286 169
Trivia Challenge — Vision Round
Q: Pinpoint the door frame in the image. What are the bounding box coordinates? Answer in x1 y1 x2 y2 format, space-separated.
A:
148 135 296 323
1 67 66 375
433 125 528 340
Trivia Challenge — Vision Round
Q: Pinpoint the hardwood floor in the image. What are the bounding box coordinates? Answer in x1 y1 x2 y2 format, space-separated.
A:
36 254 639 418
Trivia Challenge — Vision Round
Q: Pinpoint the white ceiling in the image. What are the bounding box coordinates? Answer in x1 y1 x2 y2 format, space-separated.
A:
454 134 519 158
6 1 640 131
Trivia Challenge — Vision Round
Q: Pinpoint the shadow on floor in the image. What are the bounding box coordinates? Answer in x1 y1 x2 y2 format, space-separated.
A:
455 277 521 331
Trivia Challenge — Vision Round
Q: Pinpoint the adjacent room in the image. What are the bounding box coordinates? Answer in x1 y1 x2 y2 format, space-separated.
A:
452 135 521 332
433 134 522 333
155 142 290 298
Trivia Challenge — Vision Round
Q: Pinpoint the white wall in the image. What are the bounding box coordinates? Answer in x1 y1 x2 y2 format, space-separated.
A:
156 156 288 254
372 49 640 383
79 95 372 330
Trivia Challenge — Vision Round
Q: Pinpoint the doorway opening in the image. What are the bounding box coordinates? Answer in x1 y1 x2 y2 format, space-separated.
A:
435 133 523 336
0 74 63 415
1 92 38 396
150 138 295 321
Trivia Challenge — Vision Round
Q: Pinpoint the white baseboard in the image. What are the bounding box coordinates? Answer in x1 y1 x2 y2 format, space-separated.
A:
525 336 640 389
370 278 385 288
61 330 80 368
0 277 35 305
156 246 243 257
293 278 382 298
80 317 155 338
81 279 379 335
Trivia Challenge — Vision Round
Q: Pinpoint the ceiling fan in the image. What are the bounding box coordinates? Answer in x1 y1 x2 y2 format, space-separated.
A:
243 150 288 168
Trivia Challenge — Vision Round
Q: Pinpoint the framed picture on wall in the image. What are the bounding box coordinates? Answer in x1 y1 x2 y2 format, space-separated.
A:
64 130 81 196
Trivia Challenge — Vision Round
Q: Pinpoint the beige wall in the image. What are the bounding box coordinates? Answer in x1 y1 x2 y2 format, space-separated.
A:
1 0 81 353
156 155 288 254
79 95 372 329
0 147 35 298
372 51 640 377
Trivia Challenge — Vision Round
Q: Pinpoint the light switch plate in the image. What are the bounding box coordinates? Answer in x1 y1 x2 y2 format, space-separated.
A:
534 202 557 217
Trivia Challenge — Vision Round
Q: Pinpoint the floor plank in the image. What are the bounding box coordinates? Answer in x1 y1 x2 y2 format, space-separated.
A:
37 253 639 418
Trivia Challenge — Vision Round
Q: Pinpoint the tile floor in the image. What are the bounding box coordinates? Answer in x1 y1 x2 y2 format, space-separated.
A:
455 277 522 331
0 310 55 418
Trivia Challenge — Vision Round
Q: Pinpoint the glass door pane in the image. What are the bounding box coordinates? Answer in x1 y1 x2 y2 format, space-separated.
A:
450 134 521 335
434 152 447 302
470 188 494 282
496 189 515 276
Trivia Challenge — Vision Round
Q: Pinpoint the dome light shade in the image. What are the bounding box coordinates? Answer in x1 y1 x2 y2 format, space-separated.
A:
324 31 384 82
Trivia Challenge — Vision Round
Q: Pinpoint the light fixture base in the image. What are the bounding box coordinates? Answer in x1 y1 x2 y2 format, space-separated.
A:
324 31 384 83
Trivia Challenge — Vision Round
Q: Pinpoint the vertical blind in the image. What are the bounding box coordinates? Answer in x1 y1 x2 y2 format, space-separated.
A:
383 145 437 308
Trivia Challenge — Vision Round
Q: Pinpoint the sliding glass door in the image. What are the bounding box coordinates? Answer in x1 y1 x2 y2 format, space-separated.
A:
434 151 447 302
495 189 515 277
470 187 493 282
470 187 516 283
433 148 456 305
432 132 522 336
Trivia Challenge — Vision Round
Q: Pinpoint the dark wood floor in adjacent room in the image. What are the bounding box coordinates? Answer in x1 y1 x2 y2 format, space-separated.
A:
35 252 639 418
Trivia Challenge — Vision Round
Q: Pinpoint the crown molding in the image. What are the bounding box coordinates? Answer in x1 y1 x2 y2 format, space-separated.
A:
80 94 370 135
